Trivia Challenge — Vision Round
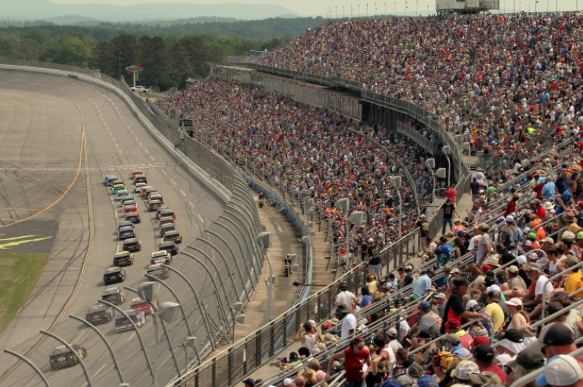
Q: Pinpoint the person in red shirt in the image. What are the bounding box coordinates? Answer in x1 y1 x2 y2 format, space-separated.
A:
534 200 546 219
471 344 506 383
325 336 371 386
445 186 457 203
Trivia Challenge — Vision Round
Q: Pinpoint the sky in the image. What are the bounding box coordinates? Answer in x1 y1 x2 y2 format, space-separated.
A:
49 0 581 17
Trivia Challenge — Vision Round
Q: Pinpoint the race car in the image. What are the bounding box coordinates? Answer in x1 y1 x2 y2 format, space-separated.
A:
115 190 129 200
150 250 172 265
122 238 141 252
105 175 118 186
158 208 175 219
103 267 126 284
134 174 147 184
118 226 135 240
101 287 128 305
163 230 182 244
115 309 146 333
148 200 162 212
147 263 170 280
134 182 147 193
159 241 179 256
149 193 164 204
158 216 176 229
49 345 87 371
131 170 143 180
123 204 138 216
160 222 176 237
125 212 141 224
130 298 158 315
113 251 134 266
112 184 126 194
85 304 114 325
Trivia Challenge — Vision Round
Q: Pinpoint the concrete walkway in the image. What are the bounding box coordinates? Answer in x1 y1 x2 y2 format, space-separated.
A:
205 191 302 359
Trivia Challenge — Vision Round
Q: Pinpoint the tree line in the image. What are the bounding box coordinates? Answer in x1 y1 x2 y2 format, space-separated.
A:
0 30 282 89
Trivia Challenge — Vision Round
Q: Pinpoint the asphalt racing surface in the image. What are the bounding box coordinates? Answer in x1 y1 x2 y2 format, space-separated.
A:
0 71 228 387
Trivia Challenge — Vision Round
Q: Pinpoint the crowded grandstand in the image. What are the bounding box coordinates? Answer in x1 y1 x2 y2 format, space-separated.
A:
162 10 583 387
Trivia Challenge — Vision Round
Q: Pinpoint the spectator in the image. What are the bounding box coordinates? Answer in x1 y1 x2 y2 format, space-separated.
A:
494 329 526 367
294 322 319 354
506 349 545 387
416 301 441 336
335 282 358 309
535 355 583 387
523 263 553 311
471 344 506 383
441 198 460 235
444 333 471 359
243 378 254 387
483 291 505 333
386 328 402 355
434 236 452 268
413 270 435 298
530 322 577 361
326 336 371 386
565 256 583 301
440 278 487 334
334 304 357 339
476 223 492 265
453 361 480 385
505 298 529 330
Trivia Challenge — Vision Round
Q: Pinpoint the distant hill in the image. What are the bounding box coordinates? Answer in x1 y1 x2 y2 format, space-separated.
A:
42 15 99 24
2 0 300 21
0 17 323 43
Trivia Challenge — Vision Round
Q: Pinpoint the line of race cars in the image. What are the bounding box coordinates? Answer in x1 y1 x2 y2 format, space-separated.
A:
48 170 184 371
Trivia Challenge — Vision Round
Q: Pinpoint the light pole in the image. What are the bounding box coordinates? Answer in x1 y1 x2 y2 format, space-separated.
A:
463 131 472 169
416 0 418 16
390 176 402 237
343 5 345 17
442 146 452 188
405 1 407 16
384 2 386 15
256 232 274 322
535 0 538 12
427 4 429 15
394 2 396 15
426 158 437 204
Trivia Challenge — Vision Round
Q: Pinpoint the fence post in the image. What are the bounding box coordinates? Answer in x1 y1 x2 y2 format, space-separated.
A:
3 349 50 387
270 322 275 357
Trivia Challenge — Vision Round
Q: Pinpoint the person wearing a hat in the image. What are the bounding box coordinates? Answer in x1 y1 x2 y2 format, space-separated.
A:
415 375 438 387
444 333 471 358
525 231 541 250
367 334 394 387
506 348 546 386
523 262 553 310
494 329 526 367
564 211 583 236
471 344 506 383
496 243 516 266
441 278 488 335
468 371 503 385
453 361 480 384
530 322 577 361
535 355 583 387
506 264 528 293
432 293 447 317
298 359 321 386
575 232 583 255
416 301 441 336
386 328 402 355
413 270 435 298
243 378 255 387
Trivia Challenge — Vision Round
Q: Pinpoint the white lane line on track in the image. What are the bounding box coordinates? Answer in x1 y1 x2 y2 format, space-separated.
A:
180 189 186 196
130 130 134 134
139 142 143 146
116 144 119 148
71 331 85 344
127 126 131 129
198 214 204 223
189 201 194 208
128 332 135 341
150 156 155 161
113 138 116 142
170 179 176 185
162 170 167 175
120 150 123 154
91 364 107 379
144 149 149 153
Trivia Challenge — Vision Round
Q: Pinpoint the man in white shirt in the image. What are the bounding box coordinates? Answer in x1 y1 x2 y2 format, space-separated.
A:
523 262 553 311
474 168 486 186
335 304 357 339
334 282 358 309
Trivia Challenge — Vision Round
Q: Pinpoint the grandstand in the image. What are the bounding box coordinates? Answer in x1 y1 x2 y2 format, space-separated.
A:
160 9 583 387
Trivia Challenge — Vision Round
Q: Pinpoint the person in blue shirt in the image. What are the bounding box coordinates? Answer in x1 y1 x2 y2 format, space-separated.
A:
556 180 576 216
413 270 435 298
541 176 556 200
555 169 572 195
434 236 452 268
360 287 373 308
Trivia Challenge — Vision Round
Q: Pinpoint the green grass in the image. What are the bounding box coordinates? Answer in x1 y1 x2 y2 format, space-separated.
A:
0 252 49 333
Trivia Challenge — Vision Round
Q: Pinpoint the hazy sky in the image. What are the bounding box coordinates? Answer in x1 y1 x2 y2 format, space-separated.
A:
50 0 580 17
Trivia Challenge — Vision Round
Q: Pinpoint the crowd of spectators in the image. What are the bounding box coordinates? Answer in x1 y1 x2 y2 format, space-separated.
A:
255 12 583 169
157 10 583 387
161 78 456 270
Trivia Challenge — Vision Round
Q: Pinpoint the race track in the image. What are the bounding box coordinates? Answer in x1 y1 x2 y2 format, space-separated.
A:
0 70 231 387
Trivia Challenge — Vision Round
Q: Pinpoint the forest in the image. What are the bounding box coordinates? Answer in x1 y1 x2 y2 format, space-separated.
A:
0 17 323 89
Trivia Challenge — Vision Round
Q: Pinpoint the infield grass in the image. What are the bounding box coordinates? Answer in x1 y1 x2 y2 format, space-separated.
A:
0 251 49 332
